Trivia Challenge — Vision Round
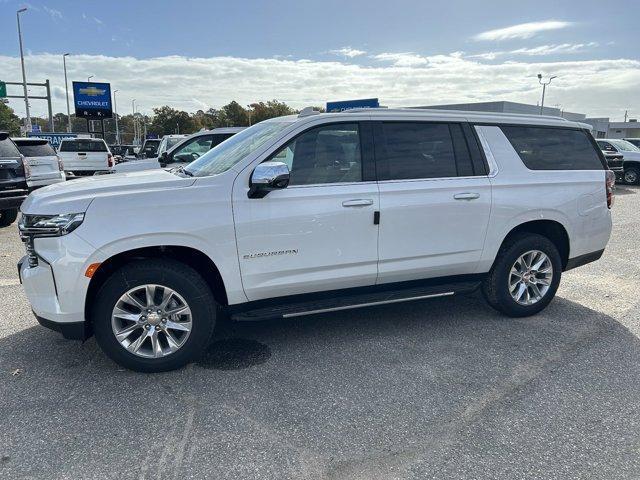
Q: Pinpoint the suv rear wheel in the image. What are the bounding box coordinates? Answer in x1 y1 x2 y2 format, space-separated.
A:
0 208 18 227
93 259 217 372
483 233 562 317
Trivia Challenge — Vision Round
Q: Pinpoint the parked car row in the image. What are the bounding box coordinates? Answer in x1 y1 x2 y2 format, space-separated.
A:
598 138 640 185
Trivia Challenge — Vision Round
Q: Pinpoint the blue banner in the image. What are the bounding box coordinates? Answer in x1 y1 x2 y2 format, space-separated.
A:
326 98 379 113
73 81 112 119
27 132 78 149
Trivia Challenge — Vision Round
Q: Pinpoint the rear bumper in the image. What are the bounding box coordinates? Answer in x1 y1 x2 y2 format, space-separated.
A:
27 172 66 189
0 194 27 210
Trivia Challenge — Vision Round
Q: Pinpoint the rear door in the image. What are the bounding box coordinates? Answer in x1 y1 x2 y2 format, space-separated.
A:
16 141 59 180
375 121 492 284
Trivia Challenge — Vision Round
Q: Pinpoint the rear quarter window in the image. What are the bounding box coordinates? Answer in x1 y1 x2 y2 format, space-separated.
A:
16 142 56 157
60 140 108 152
501 126 604 171
0 138 21 158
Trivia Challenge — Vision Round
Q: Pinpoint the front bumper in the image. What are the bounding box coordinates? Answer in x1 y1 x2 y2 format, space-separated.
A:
18 232 97 339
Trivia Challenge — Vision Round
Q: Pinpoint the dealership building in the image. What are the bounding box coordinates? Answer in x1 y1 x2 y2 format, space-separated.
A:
410 101 639 139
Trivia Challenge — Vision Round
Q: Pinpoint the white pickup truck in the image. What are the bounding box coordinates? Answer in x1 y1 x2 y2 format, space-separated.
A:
58 138 114 176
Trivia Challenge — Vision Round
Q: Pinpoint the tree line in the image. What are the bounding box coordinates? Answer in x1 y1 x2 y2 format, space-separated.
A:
0 99 317 144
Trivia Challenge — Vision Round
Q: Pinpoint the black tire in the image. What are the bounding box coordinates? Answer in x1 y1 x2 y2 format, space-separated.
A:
92 259 217 372
0 208 18 228
482 233 562 317
624 167 640 185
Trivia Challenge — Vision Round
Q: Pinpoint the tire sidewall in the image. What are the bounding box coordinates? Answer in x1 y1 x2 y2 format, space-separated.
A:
93 260 216 372
491 235 562 317
624 167 639 185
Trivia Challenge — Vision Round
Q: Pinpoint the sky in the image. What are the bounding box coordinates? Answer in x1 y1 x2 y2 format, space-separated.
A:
0 0 638 121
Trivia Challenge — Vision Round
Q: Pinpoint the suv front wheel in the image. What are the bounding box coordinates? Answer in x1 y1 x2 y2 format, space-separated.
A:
483 233 562 317
93 259 217 372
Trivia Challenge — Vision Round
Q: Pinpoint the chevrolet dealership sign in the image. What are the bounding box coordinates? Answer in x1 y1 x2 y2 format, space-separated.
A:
73 81 113 119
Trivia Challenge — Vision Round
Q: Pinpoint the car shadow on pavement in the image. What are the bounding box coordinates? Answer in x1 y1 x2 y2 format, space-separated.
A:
615 184 639 195
1 292 640 478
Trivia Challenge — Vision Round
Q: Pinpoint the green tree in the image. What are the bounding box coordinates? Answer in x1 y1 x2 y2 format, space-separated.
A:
248 100 296 124
150 106 196 136
0 102 22 136
219 101 249 127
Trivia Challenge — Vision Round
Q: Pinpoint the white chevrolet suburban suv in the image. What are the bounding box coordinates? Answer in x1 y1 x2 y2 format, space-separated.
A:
18 109 614 372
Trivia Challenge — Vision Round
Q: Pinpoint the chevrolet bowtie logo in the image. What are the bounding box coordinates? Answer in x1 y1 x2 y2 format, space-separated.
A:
79 86 106 96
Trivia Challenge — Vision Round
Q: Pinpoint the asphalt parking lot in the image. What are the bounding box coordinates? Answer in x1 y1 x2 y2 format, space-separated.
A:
0 186 639 480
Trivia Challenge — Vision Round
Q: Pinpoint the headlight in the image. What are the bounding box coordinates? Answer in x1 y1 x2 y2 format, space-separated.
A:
19 213 85 237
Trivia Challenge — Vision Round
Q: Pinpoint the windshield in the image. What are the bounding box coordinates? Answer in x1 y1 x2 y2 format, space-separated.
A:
167 137 183 148
184 121 291 177
609 139 640 152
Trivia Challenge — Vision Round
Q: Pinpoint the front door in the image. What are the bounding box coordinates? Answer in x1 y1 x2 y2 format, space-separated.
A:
374 121 492 284
232 122 379 301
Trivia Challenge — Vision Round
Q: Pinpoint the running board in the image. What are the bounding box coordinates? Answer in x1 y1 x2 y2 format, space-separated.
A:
230 279 480 322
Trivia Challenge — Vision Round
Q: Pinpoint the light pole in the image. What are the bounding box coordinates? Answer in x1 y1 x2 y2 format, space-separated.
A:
537 74 557 115
87 75 94 82
132 99 137 144
63 53 71 132
17 7 31 133
113 89 120 144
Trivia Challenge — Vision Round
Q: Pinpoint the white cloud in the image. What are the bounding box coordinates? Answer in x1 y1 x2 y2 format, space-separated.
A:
42 6 62 20
329 47 366 58
474 20 573 41
0 53 637 120
472 42 598 59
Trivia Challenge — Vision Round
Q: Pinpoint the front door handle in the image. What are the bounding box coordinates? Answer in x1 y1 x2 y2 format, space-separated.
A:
342 199 374 207
453 192 480 200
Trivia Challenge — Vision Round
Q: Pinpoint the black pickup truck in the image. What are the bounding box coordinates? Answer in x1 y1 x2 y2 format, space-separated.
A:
0 132 28 227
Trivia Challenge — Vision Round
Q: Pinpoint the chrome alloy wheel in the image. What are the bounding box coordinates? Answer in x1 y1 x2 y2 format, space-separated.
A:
111 284 193 358
508 250 554 306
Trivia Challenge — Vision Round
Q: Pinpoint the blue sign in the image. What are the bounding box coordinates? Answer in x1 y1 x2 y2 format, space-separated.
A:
31 124 41 133
73 81 112 119
326 98 379 113
27 132 77 149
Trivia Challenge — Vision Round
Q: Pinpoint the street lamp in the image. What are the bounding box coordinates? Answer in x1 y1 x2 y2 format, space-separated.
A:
63 53 71 132
87 75 94 82
113 89 120 144
132 99 137 144
17 7 31 133
537 74 557 115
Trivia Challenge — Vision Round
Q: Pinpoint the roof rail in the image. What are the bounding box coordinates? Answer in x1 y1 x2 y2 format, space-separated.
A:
341 107 571 122
298 107 320 118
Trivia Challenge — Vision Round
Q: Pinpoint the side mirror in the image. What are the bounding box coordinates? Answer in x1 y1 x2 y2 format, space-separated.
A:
159 151 168 167
248 161 290 198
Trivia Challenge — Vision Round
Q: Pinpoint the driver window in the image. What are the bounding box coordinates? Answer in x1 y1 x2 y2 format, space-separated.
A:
172 136 213 163
271 123 362 186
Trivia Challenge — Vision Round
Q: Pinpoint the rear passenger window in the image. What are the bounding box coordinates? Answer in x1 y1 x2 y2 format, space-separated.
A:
271 123 362 185
501 126 604 170
379 123 458 180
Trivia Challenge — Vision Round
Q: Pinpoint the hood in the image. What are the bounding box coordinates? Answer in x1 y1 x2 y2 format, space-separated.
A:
21 169 195 215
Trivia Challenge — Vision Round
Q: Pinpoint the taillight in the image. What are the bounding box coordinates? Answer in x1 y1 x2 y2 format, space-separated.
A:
57 155 64 172
108 153 114 168
606 170 615 209
23 160 32 179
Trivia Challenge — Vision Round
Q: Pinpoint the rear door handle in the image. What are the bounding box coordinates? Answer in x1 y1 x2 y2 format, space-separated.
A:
342 199 374 207
453 192 480 200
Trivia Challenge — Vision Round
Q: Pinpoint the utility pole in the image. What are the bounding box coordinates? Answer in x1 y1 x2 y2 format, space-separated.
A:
63 53 71 132
537 74 557 115
132 99 137 144
44 79 54 132
624 110 628 122
17 7 31 132
113 89 120 144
